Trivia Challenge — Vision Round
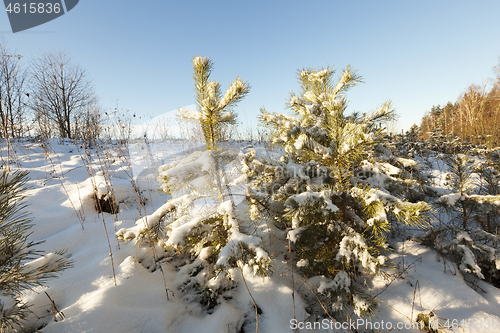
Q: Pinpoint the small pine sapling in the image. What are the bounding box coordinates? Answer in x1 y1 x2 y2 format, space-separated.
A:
474 148 500 233
418 152 500 285
243 66 432 320
438 153 476 230
178 56 249 152
117 57 271 313
0 167 73 332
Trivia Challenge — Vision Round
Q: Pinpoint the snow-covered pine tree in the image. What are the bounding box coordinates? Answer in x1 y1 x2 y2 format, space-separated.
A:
438 154 476 230
0 167 72 332
117 57 271 313
354 137 429 205
243 66 432 320
176 55 249 201
178 56 248 152
418 152 500 285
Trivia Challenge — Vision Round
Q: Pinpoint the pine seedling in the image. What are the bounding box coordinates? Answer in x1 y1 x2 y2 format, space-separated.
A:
117 57 270 313
243 66 432 320
418 152 500 286
0 167 73 332
178 56 249 151
437 153 476 230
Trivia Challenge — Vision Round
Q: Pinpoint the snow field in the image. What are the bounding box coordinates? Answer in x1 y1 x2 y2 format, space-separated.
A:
2 139 500 332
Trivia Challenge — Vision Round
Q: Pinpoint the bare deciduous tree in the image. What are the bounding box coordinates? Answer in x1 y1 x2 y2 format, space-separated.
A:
30 51 96 139
0 41 27 139
74 100 102 141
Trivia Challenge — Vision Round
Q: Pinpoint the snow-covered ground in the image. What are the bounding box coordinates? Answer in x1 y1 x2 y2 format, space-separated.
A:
2 139 500 333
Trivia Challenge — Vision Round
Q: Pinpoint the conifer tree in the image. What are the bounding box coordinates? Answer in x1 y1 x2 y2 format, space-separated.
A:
243 66 432 319
117 57 269 313
178 56 249 151
418 152 500 284
0 167 72 332
178 56 249 200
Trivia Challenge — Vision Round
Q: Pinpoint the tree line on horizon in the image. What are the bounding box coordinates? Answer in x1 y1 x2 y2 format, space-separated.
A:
0 40 101 141
418 60 500 147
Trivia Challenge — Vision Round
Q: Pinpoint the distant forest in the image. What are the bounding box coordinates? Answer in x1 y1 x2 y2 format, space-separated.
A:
418 60 500 147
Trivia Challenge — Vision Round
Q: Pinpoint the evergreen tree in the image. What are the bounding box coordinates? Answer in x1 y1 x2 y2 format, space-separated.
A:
117 57 269 314
178 56 249 151
441 154 476 230
0 167 72 332
243 66 432 319
418 152 500 285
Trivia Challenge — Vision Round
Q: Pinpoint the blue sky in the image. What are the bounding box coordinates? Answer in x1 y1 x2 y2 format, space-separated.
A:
1 0 500 132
